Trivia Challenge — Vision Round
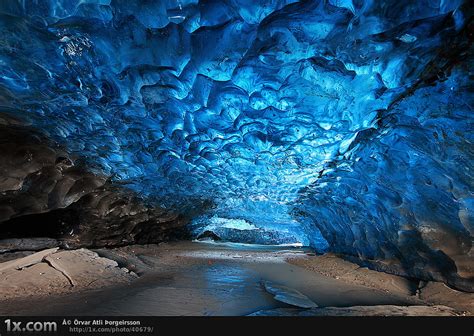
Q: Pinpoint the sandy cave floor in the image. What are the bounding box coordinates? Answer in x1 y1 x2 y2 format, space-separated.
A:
0 241 472 316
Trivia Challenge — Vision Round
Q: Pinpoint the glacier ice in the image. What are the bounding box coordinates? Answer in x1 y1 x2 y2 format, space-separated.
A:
0 1 472 288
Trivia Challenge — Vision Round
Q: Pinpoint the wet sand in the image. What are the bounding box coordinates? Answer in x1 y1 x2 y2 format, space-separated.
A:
0 241 468 316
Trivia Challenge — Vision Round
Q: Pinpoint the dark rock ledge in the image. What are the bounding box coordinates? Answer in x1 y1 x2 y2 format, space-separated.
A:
0 120 194 249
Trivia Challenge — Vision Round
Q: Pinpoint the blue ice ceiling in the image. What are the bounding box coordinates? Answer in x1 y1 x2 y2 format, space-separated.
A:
0 0 473 276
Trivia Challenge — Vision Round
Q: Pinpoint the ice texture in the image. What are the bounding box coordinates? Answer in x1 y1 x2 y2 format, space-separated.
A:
0 1 472 286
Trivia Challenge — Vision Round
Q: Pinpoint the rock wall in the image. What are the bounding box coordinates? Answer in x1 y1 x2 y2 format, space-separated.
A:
0 121 192 248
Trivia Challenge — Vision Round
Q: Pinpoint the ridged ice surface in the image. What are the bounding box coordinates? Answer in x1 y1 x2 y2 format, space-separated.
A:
0 1 472 284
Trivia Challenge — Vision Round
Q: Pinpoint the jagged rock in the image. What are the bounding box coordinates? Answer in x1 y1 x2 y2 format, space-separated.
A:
0 248 59 272
43 249 139 288
418 281 474 314
0 238 59 253
93 248 151 276
262 280 318 309
0 248 137 300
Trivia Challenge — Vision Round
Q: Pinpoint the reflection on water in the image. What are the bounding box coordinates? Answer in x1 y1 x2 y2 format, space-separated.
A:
79 262 280 316
204 263 251 286
201 263 279 315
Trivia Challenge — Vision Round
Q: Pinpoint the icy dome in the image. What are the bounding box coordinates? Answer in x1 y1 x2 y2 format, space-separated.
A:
0 1 472 288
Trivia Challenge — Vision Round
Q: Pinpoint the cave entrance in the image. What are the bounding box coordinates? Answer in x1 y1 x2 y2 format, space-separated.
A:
187 198 329 251
0 209 74 241
188 215 329 252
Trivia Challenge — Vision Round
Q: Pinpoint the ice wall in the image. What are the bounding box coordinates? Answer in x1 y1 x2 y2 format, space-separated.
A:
294 45 474 289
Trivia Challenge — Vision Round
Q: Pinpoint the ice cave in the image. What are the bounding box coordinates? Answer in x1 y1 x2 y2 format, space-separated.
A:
0 0 472 318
